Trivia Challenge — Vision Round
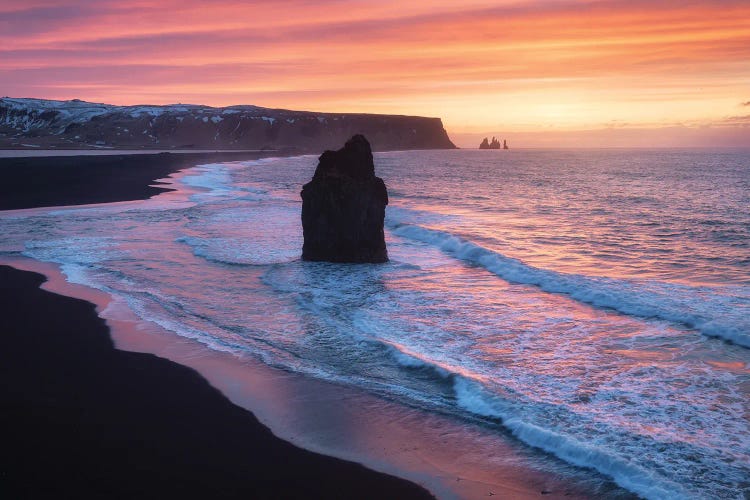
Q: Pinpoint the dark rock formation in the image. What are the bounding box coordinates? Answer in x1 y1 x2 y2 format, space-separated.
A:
0 97 456 152
301 135 388 263
478 136 508 150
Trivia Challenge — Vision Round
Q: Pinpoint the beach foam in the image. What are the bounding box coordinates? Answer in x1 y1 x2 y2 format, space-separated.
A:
3 149 749 499
389 219 750 348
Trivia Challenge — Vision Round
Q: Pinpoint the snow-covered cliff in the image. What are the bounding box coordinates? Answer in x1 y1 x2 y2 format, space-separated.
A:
0 98 455 151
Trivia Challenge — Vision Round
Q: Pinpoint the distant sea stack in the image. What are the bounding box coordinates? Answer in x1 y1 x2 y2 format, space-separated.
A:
0 97 456 152
301 135 388 263
479 136 509 149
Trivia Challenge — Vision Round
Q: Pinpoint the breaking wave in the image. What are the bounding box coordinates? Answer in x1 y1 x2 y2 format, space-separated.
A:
389 221 750 347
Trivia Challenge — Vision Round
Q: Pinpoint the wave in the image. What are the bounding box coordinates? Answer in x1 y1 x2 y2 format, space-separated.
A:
180 163 236 201
386 345 692 499
179 161 281 203
176 236 299 266
389 222 750 348
453 378 693 500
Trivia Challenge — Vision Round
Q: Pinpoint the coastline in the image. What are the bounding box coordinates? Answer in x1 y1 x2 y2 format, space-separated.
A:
0 262 432 499
0 152 429 498
0 151 284 211
1 256 615 500
0 152 629 499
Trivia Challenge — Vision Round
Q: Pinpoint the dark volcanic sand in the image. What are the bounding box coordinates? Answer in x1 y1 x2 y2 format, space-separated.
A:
0 151 276 210
0 265 432 499
0 152 431 498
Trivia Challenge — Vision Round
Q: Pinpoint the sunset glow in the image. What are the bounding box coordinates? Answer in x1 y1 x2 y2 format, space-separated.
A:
2 0 749 146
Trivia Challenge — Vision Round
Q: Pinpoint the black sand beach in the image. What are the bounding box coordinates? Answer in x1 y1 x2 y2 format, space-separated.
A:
0 151 277 210
0 265 431 499
0 153 432 499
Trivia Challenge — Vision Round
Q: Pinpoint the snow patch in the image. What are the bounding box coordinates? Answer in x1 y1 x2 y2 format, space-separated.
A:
128 106 166 118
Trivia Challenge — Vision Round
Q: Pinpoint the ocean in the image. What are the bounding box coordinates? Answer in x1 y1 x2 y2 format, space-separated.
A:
1 149 748 498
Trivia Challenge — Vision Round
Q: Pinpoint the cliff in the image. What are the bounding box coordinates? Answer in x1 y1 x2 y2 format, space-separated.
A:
0 98 456 152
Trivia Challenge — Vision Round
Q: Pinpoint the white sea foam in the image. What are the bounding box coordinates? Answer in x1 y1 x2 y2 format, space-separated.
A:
24 237 123 265
176 235 299 266
180 163 235 200
386 342 694 499
389 221 750 347
452 378 693 500
3 149 749 500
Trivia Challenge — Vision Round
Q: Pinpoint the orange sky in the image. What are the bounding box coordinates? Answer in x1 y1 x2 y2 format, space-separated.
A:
1 0 749 146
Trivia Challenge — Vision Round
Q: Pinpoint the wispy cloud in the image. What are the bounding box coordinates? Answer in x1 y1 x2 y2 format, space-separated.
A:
721 115 750 126
1 0 749 141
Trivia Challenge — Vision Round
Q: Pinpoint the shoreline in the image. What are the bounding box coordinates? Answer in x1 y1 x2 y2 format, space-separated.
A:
0 149 279 157
0 151 628 498
1 256 612 499
0 151 287 210
0 261 433 499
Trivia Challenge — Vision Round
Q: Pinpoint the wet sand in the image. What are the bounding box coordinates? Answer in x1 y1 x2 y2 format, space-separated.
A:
0 151 280 210
0 263 432 499
0 152 432 498
0 153 626 499
2 256 619 500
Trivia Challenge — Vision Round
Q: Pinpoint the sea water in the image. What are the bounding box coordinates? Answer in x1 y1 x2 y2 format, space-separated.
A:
1 149 748 498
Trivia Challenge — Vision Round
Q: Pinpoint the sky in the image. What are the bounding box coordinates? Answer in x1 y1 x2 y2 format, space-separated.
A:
1 0 749 147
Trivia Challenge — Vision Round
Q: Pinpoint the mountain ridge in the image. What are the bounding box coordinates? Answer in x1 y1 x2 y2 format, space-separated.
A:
0 97 456 152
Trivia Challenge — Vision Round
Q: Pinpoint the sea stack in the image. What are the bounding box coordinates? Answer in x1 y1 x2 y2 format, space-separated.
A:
301 134 388 263
479 137 504 149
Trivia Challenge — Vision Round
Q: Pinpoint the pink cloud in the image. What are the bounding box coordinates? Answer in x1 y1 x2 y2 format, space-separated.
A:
1 0 749 144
